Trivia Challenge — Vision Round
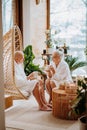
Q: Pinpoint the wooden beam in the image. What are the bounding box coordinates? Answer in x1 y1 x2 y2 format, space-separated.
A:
46 0 50 29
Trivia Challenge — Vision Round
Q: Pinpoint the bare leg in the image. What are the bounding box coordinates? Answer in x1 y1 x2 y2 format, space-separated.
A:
32 82 52 111
45 79 52 103
50 81 56 102
39 80 52 108
39 80 47 104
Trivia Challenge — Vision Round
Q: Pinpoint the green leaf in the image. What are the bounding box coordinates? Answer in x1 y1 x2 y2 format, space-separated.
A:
71 62 87 71
23 45 43 76
65 55 87 71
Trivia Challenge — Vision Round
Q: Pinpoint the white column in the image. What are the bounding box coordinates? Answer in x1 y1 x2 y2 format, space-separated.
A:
23 0 31 47
0 0 5 129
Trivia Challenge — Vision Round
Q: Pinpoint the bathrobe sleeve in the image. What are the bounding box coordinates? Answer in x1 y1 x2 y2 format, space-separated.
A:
15 62 28 88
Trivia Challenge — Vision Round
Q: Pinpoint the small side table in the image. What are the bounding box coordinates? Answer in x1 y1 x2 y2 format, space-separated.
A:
52 88 78 120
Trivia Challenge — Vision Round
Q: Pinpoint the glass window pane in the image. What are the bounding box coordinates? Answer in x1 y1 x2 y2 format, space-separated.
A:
50 0 86 61
2 0 13 35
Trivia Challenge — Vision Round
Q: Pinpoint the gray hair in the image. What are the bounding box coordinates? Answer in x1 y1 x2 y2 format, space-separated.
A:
14 51 24 59
53 48 64 59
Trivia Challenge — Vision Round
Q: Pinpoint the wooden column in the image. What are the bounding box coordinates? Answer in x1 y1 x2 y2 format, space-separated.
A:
46 0 50 29
12 0 23 35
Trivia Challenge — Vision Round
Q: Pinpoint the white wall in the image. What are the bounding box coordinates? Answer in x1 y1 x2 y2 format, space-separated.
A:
23 0 46 57
23 0 31 45
0 0 5 129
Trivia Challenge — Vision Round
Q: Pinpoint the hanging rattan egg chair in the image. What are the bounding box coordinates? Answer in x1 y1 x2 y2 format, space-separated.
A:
3 25 28 100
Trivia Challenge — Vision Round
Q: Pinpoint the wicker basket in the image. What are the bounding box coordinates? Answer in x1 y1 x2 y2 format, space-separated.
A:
52 88 78 120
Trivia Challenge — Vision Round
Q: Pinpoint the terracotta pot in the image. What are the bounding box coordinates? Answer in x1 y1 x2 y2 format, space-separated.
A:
79 115 87 130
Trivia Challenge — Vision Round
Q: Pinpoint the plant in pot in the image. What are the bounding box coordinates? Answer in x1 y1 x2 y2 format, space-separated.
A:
23 45 45 76
69 77 87 130
45 29 54 54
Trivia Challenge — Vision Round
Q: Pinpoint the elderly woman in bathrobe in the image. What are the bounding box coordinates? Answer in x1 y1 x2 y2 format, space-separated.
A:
45 49 73 103
14 51 52 111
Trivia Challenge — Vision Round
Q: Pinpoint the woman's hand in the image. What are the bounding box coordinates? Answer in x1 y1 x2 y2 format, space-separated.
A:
45 69 52 78
27 72 35 80
49 65 55 75
45 65 55 78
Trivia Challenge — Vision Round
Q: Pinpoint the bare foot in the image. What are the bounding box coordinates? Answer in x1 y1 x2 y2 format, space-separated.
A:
49 99 52 104
39 106 52 111
47 103 52 108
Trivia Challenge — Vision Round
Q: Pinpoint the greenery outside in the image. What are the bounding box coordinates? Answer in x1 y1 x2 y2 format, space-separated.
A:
65 55 87 73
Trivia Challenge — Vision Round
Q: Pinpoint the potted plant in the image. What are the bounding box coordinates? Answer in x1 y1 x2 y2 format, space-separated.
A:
70 77 87 130
23 45 44 76
45 29 54 54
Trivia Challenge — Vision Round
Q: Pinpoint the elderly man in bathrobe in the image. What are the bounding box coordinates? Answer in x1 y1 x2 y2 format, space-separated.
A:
14 51 52 111
45 49 73 103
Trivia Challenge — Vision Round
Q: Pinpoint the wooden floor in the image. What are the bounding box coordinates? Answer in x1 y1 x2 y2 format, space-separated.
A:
6 128 22 130
5 94 79 130
6 127 22 130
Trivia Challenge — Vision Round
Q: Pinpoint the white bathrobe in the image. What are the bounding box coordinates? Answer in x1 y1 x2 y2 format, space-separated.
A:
50 60 73 88
15 62 38 96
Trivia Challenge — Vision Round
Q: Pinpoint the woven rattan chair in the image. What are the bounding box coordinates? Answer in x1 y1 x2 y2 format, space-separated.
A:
3 25 28 100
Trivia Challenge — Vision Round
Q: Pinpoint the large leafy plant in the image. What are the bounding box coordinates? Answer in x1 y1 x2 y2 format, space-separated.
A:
23 45 43 76
65 55 87 72
70 78 87 116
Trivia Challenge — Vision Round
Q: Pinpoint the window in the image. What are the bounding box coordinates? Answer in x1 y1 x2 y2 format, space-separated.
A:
2 0 13 35
2 0 23 35
50 0 86 61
